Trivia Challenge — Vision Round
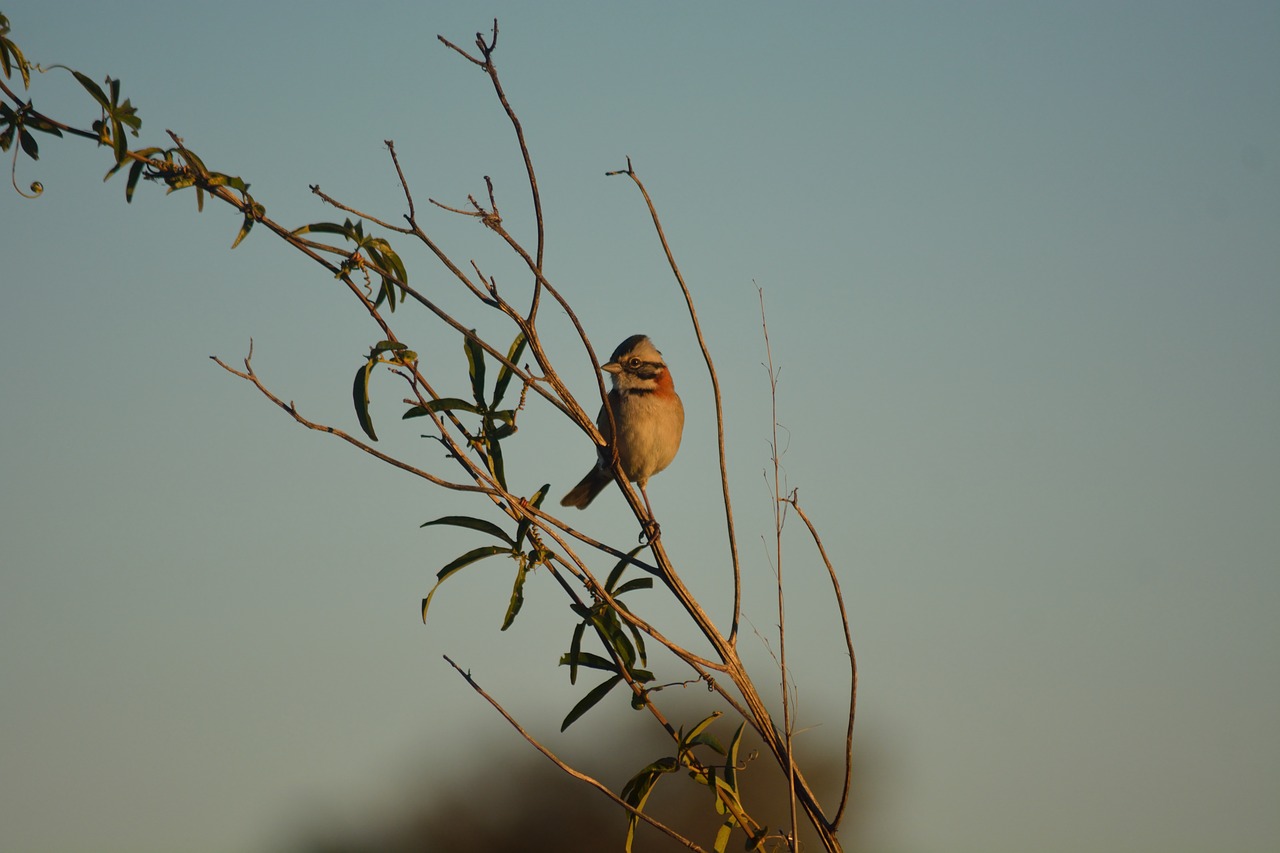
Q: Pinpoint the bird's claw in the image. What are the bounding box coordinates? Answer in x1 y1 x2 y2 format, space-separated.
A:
639 519 661 544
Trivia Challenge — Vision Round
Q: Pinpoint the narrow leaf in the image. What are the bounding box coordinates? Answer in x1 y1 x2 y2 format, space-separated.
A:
616 600 649 666
17 127 37 160
713 819 734 853
293 221 349 237
605 545 645 593
593 610 636 670
557 651 617 673
110 119 126 163
420 545 508 623
230 213 254 249
420 515 514 545
500 560 527 631
435 545 508 582
124 159 145 202
26 115 62 136
621 759 677 853
514 483 550 548
687 732 726 755
567 621 586 685
463 331 486 405
613 578 654 597
725 722 745 790
486 431 507 491
684 712 722 747
353 360 377 441
72 70 109 108
560 675 622 731
492 331 527 406
403 398 482 419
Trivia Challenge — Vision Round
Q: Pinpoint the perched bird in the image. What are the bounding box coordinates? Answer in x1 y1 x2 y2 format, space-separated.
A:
560 334 685 520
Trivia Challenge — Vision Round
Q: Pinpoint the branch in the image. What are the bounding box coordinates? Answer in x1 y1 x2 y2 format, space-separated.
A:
783 493 857 828
760 287 800 845
443 655 706 852
608 158 744 646
211 345 493 497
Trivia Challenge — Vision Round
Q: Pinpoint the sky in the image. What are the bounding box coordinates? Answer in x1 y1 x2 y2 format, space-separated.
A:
2 2 1278 852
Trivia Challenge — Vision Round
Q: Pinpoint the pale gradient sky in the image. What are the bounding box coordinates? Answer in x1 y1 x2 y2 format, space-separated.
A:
3 3 1278 852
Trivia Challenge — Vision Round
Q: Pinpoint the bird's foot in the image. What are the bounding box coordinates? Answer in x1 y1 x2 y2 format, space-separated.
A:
639 518 661 544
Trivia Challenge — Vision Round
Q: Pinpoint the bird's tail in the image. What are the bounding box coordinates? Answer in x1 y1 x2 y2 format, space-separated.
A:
560 467 611 509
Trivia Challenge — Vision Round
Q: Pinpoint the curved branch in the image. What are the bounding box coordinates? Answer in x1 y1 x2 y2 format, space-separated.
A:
783 494 857 828
608 159 744 646
443 655 706 853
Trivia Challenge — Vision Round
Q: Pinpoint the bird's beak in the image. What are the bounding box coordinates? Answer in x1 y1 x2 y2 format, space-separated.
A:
601 361 622 375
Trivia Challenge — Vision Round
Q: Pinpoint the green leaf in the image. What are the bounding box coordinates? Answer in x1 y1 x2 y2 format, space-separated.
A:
17 127 36 160
175 146 208 176
72 70 109 108
605 546 645 593
434 545 509 581
514 483 550 548
683 712 723 751
620 758 679 853
294 221 347 236
613 578 654 597
567 621 586 685
725 722 745 791
230 213 254 249
1 25 32 88
500 559 527 631
687 731 725 755
561 675 623 732
420 515 515 545
420 545 508 622
492 331 527 406
25 114 62 137
402 397 482 419
353 360 377 442
601 607 639 669
712 818 734 853
615 600 649 667
111 121 126 163
558 651 617 674
463 331 486 405
124 160 145 202
486 431 507 491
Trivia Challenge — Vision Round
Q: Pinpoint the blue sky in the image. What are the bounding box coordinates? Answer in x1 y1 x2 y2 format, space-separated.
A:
3 3 1278 851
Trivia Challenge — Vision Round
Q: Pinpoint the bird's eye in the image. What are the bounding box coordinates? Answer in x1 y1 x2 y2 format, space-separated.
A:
628 357 643 369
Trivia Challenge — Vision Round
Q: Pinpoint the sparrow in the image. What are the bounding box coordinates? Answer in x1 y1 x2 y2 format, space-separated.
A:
560 334 685 521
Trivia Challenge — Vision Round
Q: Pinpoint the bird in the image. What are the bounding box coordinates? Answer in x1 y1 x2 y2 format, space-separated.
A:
560 334 685 523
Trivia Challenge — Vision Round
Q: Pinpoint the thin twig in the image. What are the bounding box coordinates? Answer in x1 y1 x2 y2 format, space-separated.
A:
211 348 492 496
783 494 857 827
438 20 546 321
384 140 416 223
760 288 799 849
442 655 706 852
608 158 744 646
310 183 413 234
